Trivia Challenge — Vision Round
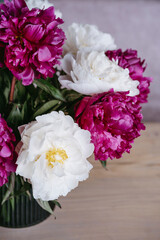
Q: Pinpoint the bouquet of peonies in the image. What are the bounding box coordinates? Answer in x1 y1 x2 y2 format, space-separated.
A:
0 0 152 215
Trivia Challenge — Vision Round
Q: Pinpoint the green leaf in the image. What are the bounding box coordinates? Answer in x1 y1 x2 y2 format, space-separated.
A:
34 79 65 102
21 100 28 121
16 182 31 196
0 91 6 113
1 70 11 89
1 173 15 205
64 90 82 102
14 80 27 102
52 200 62 209
9 182 31 200
100 160 107 169
7 104 23 127
26 190 32 200
36 199 54 214
9 197 15 211
0 70 11 104
3 86 10 103
32 100 60 119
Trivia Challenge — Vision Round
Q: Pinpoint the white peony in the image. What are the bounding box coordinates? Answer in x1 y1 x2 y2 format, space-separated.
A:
16 111 94 201
26 0 62 18
63 23 116 56
59 51 140 96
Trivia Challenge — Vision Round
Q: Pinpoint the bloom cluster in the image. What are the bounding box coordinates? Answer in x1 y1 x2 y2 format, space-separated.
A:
0 0 151 207
75 91 145 160
59 23 151 162
0 0 65 85
0 115 17 186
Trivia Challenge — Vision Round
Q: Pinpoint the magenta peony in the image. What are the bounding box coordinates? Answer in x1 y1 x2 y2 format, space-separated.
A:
75 90 145 161
0 0 65 85
0 115 17 186
106 49 152 103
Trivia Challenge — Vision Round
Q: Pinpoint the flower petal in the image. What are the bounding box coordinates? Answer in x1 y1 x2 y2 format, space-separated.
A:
23 24 45 42
0 144 11 158
38 46 52 62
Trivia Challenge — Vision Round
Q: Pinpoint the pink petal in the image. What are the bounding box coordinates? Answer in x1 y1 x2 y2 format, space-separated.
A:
13 0 27 10
38 46 52 62
0 144 11 158
15 66 34 85
23 24 44 42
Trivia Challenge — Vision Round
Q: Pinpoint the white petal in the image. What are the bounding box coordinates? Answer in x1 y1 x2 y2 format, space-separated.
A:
63 23 116 56
59 50 140 96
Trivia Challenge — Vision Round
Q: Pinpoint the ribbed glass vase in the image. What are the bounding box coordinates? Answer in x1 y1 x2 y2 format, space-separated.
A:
0 182 52 228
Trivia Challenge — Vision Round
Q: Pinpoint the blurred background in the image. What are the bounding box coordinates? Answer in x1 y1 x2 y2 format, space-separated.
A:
53 0 160 122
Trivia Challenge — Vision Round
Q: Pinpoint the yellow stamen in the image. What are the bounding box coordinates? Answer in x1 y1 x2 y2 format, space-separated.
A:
46 147 68 168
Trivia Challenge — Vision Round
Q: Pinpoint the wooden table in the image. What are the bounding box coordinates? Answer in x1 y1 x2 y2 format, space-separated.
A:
0 123 160 240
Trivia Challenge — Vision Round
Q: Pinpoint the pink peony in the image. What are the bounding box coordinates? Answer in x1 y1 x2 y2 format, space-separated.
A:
106 49 152 103
0 0 65 85
75 90 145 161
0 115 17 186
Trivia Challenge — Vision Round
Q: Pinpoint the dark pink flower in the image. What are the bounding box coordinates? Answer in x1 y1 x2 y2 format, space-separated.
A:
106 49 152 103
0 0 65 85
0 115 17 186
75 90 145 161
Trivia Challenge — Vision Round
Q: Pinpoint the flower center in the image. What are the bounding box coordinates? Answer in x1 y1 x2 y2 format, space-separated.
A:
46 147 68 168
15 34 24 46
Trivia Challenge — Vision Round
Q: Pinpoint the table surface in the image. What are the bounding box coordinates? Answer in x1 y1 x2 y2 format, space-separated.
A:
0 123 160 240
